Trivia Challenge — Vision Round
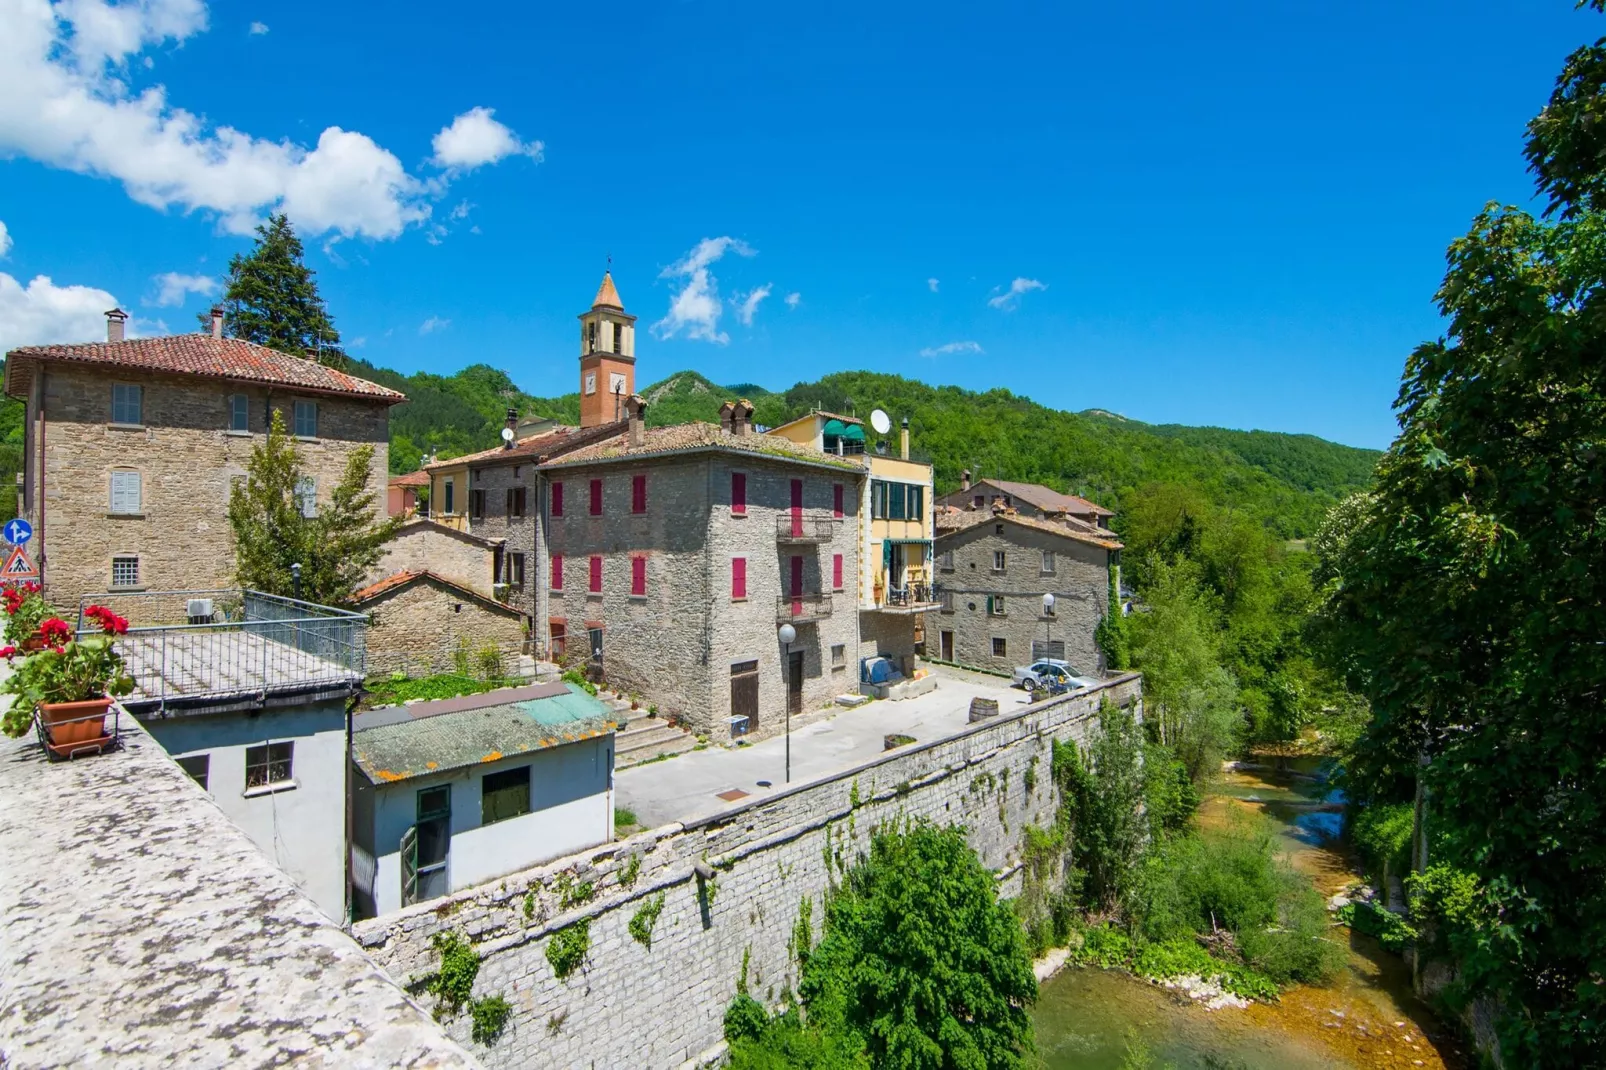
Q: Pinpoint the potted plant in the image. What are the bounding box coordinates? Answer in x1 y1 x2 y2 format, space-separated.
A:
2 582 51 651
2 607 135 757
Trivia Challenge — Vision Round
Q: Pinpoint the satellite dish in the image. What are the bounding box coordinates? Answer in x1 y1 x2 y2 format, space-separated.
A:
500 427 515 443
869 409 892 435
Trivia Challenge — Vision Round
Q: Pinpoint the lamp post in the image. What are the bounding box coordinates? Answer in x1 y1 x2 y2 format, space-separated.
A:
1042 592 1055 662
291 562 302 601
778 623 797 782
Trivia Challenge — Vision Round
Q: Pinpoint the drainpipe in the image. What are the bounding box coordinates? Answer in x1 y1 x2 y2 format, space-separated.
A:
37 369 46 590
344 690 360 925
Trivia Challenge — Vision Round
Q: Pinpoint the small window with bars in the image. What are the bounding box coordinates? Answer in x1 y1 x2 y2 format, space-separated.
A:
245 741 294 790
111 555 140 589
992 637 1007 657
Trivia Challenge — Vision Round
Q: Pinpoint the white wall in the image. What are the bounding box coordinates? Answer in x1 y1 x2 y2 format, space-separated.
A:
368 735 613 917
139 699 349 921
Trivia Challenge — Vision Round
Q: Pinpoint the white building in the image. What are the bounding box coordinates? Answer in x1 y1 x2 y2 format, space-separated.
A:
349 681 616 918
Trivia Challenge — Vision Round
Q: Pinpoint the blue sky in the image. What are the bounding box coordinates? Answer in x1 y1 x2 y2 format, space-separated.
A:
0 0 1595 449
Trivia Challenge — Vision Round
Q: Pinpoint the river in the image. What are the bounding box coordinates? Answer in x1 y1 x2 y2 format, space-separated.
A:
1030 760 1470 1069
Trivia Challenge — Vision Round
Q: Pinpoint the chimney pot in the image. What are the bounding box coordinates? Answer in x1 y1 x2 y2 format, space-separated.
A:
732 399 754 437
961 469 971 492
625 394 648 447
719 401 736 436
210 306 223 340
900 415 910 460
105 308 128 343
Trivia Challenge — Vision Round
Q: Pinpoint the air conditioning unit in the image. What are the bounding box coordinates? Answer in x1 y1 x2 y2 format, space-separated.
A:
186 598 214 624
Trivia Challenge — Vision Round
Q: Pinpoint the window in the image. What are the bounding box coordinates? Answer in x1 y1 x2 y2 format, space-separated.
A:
411 786 451 903
506 552 526 588
109 469 141 514
587 321 598 354
833 483 844 519
731 556 747 600
244 741 294 789
589 478 603 516
176 753 209 790
613 322 624 354
631 474 647 514
909 486 924 519
993 550 1007 572
973 494 984 507
111 383 142 425
111 555 139 589
550 481 564 517
938 550 954 571
443 479 455 515
296 477 317 518
506 486 527 518
731 472 747 514
1032 640 1067 662
550 554 563 590
293 400 317 438
481 766 531 825
229 394 249 432
731 660 759 730
469 488 485 519
1041 550 1056 574
832 553 844 591
631 555 647 596
831 644 846 669
888 482 907 521
992 637 1008 657
940 588 955 613
589 555 602 593
987 595 1006 616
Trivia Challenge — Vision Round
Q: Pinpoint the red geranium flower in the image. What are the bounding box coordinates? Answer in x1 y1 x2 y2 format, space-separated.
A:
0 645 16 659
37 618 71 644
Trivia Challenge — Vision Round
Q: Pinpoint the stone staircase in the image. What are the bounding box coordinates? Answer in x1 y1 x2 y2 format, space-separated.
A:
614 715 697 768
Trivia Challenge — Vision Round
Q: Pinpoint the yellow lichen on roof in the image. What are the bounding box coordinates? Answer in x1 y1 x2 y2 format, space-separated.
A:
481 750 503 762
375 769 404 783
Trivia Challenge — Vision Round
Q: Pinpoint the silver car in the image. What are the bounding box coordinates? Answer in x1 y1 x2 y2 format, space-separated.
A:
1012 659 1096 693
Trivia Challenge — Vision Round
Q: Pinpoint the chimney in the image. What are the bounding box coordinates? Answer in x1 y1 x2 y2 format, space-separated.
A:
210 306 223 340
719 401 736 436
105 308 128 343
732 399 754 437
504 408 518 449
625 394 648 448
900 415 910 460
961 469 971 492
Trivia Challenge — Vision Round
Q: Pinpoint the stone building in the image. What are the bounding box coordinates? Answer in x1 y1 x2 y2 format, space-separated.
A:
351 569 527 676
2 309 403 606
936 474 1114 530
933 507 1122 676
371 515 504 596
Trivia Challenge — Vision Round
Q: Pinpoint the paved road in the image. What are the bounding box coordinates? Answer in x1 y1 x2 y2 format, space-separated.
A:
615 665 1028 828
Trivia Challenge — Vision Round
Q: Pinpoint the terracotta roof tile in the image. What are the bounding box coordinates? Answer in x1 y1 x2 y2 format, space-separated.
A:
593 271 624 310
539 421 865 472
388 470 430 487
935 508 1123 551
351 570 423 602
423 419 628 471
951 478 1114 517
5 333 406 402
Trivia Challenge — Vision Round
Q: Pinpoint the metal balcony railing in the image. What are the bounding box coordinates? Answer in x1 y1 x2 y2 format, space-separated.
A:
775 514 836 543
75 589 368 714
776 592 833 622
877 580 942 612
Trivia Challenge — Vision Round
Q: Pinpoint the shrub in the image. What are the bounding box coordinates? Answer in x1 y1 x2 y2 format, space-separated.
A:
546 919 590 979
629 893 665 948
1349 802 1414 885
474 645 504 682
426 932 479 1019
724 994 769 1043
469 994 512 1045
1337 900 1417 954
615 807 638 830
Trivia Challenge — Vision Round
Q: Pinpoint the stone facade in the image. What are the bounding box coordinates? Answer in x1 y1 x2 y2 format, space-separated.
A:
374 518 502 597
542 453 863 738
358 573 527 676
16 364 389 607
351 674 1142 1070
461 459 537 614
934 517 1114 675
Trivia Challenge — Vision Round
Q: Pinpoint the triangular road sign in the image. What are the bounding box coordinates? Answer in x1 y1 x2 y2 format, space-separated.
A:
2 546 37 580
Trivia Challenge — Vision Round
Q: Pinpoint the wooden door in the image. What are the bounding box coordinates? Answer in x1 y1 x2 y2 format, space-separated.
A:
731 660 759 731
787 650 804 715
941 630 954 661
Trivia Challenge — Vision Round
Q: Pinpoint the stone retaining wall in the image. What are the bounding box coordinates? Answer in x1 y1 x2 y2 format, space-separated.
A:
352 673 1142 1068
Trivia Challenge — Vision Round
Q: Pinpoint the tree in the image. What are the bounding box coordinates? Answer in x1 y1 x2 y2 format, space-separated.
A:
1053 702 1150 911
1319 8 1606 1059
229 409 398 604
210 214 346 368
800 822 1037 1070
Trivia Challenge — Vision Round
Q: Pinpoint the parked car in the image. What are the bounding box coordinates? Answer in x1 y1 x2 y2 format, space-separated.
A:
1012 659 1097 693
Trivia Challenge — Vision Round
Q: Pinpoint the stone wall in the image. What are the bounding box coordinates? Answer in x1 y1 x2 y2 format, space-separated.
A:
362 574 527 676
934 521 1111 675
462 460 537 617
374 518 501 597
351 673 1142 1069
25 364 390 606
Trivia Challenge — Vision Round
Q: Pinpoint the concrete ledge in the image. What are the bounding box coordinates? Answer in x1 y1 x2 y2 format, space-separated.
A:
0 711 478 1069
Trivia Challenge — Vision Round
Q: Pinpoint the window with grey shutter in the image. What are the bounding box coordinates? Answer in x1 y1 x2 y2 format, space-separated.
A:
229 394 249 432
296 477 317 518
109 470 141 514
111 383 141 425
293 400 318 438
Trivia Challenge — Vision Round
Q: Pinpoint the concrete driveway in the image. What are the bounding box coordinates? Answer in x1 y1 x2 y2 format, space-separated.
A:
615 665 1029 828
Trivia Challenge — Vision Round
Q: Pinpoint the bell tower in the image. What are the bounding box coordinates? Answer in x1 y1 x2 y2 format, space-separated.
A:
578 272 637 428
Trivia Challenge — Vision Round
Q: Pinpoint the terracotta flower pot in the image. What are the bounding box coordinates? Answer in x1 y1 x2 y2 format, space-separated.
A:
38 697 113 758
19 636 45 654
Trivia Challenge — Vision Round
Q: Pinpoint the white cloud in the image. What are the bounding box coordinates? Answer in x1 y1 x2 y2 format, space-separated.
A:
927 278 939 293
419 315 449 335
149 270 215 307
784 291 800 309
431 107 542 170
651 237 756 344
449 200 473 221
735 284 771 326
987 277 1046 311
0 1 540 241
248 19 267 33
0 272 120 352
0 220 10 259
919 340 984 358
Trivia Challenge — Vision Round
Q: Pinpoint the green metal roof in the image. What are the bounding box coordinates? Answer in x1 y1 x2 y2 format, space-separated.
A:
352 683 615 785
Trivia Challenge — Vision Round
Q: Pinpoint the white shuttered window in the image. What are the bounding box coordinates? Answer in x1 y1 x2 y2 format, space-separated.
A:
110 470 142 514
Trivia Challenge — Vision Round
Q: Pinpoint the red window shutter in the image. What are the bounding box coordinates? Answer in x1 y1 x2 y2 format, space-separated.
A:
732 557 746 599
632 556 646 595
731 472 746 514
632 474 647 514
833 553 843 590
590 478 603 515
551 554 563 590
833 483 844 518
790 554 804 597
551 481 564 517
589 555 602 593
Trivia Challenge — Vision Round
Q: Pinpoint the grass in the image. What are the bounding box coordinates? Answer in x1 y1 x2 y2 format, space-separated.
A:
615 807 638 830
363 672 520 708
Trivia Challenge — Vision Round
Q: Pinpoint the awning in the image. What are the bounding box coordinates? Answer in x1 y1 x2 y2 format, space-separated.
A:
840 423 866 440
822 418 847 436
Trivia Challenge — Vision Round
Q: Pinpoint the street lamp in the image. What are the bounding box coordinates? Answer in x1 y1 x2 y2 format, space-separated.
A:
1041 593 1055 662
778 623 797 782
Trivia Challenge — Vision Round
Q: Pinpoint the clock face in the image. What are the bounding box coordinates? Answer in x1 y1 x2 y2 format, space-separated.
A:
584 373 597 396
609 372 627 395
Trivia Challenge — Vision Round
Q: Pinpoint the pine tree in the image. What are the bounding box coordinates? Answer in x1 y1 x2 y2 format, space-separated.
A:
207 214 346 368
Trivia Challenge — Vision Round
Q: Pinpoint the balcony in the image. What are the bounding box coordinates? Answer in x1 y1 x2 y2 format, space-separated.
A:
775 514 835 544
870 579 943 615
776 592 833 623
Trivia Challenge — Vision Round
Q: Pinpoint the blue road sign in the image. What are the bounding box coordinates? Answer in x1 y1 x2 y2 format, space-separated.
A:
3 519 31 546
